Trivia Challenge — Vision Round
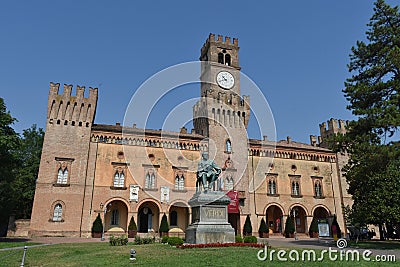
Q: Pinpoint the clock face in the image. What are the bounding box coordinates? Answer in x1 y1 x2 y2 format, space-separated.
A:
216 71 235 89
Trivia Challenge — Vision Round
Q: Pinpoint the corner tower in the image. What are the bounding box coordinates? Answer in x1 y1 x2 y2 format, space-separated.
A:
30 83 98 237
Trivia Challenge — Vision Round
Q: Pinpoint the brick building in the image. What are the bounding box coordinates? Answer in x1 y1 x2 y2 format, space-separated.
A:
29 34 352 237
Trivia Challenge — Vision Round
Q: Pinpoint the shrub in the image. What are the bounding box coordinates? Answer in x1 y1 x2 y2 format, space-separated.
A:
243 215 252 236
235 235 243 243
128 216 137 231
134 236 155 245
159 213 169 234
91 214 103 233
309 217 318 236
243 236 257 243
161 235 169 244
284 215 295 236
167 236 184 246
109 235 128 246
258 218 268 236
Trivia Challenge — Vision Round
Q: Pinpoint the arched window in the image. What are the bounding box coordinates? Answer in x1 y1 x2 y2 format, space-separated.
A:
57 168 68 184
268 180 276 195
145 170 156 189
170 211 178 226
53 204 63 221
113 171 125 187
179 175 184 190
218 53 224 64
111 209 119 225
225 54 231 66
226 139 232 153
174 175 179 190
291 181 300 196
314 181 322 197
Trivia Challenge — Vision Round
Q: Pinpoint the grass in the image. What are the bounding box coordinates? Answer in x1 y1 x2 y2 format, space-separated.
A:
0 242 41 249
349 240 400 250
0 242 397 266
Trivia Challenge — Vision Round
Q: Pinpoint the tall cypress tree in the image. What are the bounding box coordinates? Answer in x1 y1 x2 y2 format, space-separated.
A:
336 0 400 240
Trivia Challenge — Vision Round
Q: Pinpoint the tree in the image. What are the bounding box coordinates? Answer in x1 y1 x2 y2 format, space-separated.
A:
12 125 44 219
159 213 169 235
91 214 103 234
243 215 252 236
258 218 268 237
0 98 19 236
284 215 295 237
337 0 400 240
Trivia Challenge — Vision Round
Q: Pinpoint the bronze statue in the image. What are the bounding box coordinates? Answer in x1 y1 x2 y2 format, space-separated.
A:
196 152 221 192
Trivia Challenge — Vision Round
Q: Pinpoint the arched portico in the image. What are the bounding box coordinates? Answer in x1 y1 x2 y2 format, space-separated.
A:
104 199 129 234
137 200 160 233
265 204 284 233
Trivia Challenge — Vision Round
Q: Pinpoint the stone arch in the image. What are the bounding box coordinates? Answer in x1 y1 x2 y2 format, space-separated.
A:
311 205 331 218
135 198 162 213
288 203 309 216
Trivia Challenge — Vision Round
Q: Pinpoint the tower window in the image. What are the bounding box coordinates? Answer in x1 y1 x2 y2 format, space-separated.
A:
268 180 277 195
218 53 224 64
52 204 63 222
225 54 231 66
226 139 232 153
57 168 68 184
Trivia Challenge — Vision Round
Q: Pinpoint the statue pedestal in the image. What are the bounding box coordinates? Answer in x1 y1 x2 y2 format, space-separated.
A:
186 191 235 244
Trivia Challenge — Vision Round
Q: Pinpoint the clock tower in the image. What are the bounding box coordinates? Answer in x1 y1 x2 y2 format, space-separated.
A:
193 34 250 198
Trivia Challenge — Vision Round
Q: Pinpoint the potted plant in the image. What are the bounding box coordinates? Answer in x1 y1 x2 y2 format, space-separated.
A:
243 215 253 237
284 215 295 238
258 218 269 238
309 217 319 238
128 216 137 238
159 213 169 237
91 213 103 238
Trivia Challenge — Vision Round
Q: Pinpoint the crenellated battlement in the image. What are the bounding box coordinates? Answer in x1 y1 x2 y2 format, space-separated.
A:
200 33 239 61
47 82 98 127
318 118 348 148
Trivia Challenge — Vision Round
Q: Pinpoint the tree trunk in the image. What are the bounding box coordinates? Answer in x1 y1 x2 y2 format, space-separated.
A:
379 223 385 241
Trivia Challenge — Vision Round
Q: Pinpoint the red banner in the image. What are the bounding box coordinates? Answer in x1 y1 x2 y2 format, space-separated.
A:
226 190 239 213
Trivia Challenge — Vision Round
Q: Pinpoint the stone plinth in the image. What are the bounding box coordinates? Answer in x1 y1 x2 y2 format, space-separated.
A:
185 191 235 244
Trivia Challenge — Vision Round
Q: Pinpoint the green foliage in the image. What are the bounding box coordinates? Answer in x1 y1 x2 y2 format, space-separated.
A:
167 236 183 246
0 98 19 236
91 214 103 233
161 235 169 244
258 218 268 234
134 236 155 245
284 215 295 235
243 215 252 235
235 235 243 243
109 235 128 246
128 216 137 231
334 0 400 239
12 125 44 219
159 213 169 233
309 217 319 235
243 236 257 243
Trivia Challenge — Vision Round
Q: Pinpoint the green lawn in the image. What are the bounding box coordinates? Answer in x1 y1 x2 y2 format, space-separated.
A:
0 242 397 266
0 242 40 249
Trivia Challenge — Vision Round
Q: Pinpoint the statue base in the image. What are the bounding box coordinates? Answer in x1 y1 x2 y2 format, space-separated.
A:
185 191 235 244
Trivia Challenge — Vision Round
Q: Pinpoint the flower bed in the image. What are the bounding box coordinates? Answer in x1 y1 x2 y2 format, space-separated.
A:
177 242 269 249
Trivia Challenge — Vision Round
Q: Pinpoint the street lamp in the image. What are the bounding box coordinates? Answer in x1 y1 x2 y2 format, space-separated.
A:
292 207 298 240
100 202 111 241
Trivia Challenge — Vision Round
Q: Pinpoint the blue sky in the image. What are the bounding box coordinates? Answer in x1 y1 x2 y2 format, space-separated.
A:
1 0 397 143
